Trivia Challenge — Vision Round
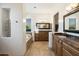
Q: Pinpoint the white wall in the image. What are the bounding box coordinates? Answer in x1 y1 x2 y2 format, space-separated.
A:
0 3 26 56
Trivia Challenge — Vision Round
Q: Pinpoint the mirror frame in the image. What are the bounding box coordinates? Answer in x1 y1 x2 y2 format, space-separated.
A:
63 7 79 33
36 23 51 29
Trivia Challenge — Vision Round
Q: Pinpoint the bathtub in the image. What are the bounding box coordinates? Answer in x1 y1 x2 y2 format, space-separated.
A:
25 33 33 52
26 33 32 42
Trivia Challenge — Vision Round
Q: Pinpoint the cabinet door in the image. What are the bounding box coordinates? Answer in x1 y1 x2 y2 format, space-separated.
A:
56 40 62 56
39 32 48 41
53 35 57 55
52 35 55 50
35 32 48 41
53 36 62 56
35 33 39 41
63 48 72 56
63 42 79 56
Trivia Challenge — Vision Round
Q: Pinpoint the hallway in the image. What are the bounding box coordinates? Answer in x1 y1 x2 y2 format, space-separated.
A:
25 41 55 56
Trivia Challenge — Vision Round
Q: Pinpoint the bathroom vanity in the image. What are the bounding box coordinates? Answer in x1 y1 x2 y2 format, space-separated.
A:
35 23 52 41
53 33 79 56
35 31 49 41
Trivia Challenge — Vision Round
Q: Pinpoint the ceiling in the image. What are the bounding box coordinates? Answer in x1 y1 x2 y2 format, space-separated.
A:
23 3 70 14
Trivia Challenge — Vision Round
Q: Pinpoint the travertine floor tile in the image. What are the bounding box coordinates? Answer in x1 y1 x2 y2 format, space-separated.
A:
25 41 55 56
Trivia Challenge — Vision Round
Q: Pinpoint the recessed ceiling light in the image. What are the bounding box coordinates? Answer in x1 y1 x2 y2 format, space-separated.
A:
33 6 37 8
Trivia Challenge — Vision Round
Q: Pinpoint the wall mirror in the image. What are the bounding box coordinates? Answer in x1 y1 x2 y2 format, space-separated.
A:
36 23 50 29
63 8 79 33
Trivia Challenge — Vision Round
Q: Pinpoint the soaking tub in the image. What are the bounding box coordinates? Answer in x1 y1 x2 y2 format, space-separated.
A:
25 33 33 51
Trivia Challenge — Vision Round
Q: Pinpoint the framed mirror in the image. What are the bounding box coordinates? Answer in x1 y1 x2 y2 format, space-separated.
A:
36 23 50 29
63 8 79 33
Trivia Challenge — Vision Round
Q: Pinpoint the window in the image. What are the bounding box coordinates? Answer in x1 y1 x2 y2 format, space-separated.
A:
26 18 31 32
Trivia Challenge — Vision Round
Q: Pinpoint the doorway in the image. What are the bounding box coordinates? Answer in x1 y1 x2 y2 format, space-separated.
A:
53 12 59 32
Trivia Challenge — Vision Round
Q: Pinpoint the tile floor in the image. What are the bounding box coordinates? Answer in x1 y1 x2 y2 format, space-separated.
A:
25 41 55 56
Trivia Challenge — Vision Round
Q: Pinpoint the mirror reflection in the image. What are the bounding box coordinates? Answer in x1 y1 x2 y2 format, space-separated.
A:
65 12 79 30
64 9 79 33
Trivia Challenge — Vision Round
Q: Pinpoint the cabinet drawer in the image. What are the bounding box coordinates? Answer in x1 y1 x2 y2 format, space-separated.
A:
63 42 79 56
63 48 72 56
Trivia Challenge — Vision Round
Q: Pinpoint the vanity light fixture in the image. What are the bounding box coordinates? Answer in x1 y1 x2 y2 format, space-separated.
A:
70 3 79 8
66 3 79 12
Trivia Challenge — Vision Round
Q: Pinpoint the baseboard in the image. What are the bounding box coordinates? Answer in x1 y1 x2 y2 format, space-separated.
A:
0 54 9 56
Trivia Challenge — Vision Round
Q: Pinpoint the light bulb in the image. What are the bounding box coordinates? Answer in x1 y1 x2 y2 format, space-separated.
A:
23 19 26 23
66 3 78 12
70 3 78 8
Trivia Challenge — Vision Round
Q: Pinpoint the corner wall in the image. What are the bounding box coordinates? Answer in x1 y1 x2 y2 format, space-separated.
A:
0 3 26 56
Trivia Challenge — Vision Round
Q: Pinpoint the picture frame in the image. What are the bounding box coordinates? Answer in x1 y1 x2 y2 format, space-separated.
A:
36 23 50 29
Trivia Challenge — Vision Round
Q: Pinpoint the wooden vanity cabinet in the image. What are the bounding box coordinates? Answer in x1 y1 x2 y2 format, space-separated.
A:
53 35 63 56
62 42 72 56
56 39 62 56
62 42 79 56
35 31 48 41
53 34 79 56
62 48 72 56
